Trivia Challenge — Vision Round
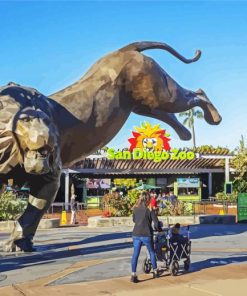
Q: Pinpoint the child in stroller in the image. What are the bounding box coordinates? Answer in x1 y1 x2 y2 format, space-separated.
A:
142 222 191 276
169 223 191 275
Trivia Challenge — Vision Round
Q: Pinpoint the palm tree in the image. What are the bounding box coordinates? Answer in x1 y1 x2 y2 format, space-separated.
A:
179 108 204 149
237 135 246 154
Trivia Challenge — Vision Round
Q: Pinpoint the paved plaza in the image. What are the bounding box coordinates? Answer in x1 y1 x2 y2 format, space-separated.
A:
0 224 247 295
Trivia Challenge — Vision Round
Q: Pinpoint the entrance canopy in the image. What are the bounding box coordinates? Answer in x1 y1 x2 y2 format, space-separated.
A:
64 154 234 176
62 154 234 208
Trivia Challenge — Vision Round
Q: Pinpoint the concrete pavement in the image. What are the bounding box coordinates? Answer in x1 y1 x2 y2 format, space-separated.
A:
0 262 247 296
0 224 247 295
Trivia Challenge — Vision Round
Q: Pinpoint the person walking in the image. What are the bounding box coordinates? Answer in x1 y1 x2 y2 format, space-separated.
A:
150 192 158 210
131 191 161 283
169 190 177 204
70 194 77 225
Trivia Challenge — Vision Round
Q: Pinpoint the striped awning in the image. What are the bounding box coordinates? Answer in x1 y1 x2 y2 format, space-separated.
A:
65 154 233 176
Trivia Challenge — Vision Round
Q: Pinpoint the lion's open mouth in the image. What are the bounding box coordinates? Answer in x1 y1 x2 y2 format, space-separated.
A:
36 145 52 158
24 145 52 160
23 146 53 174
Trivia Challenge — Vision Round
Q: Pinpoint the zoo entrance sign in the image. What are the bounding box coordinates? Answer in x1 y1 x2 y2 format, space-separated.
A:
107 122 195 162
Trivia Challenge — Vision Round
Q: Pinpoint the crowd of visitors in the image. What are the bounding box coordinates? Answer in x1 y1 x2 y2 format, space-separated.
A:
149 189 178 212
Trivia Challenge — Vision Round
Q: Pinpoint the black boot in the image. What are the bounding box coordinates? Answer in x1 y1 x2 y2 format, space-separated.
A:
153 269 160 278
14 238 36 252
130 275 139 283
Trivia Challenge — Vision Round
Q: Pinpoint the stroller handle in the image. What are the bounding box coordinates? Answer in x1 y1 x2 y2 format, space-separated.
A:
187 225 190 241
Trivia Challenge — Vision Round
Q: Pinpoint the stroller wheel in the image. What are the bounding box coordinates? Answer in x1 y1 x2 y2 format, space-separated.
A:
170 260 179 276
142 258 152 274
184 259 190 272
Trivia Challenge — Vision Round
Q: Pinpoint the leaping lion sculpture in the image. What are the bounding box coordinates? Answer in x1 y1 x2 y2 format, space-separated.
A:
0 41 221 251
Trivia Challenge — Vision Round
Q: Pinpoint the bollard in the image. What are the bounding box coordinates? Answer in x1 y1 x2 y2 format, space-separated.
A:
61 210 67 225
219 209 225 215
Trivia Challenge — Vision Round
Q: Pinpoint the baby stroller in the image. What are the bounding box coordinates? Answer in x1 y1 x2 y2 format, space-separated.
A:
142 225 191 276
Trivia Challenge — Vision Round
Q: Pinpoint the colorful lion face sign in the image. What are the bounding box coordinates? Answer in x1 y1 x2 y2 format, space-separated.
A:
107 121 195 162
128 122 171 152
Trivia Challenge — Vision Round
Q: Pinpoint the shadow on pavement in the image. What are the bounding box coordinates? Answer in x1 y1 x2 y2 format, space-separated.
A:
35 232 132 251
156 254 247 277
35 224 247 252
0 241 132 273
180 224 247 239
189 254 247 273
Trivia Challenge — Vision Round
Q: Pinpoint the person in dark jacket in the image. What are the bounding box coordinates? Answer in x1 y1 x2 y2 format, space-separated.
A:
131 191 162 283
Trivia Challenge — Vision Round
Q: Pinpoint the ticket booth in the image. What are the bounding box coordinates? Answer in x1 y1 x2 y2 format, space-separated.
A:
174 178 201 202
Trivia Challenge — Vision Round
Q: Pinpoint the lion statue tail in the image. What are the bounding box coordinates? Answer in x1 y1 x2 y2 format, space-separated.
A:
119 41 201 64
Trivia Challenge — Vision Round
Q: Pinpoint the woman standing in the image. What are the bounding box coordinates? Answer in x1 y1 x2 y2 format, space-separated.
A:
70 194 77 225
131 191 161 283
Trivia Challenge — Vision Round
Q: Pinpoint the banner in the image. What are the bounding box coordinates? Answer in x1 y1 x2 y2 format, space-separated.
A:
86 179 111 189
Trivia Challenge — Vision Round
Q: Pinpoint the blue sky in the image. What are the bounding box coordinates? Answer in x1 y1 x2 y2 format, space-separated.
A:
0 1 246 151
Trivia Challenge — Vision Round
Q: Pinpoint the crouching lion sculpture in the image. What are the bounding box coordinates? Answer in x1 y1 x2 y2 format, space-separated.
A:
0 41 221 252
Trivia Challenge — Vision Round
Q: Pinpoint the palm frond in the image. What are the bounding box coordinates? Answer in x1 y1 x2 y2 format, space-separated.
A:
194 110 204 119
183 118 190 127
179 111 190 118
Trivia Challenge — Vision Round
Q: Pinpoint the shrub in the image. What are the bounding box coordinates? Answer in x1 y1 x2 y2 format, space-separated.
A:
0 191 27 221
102 192 131 217
101 190 141 217
160 201 193 216
102 192 193 217
127 190 140 208
215 191 237 202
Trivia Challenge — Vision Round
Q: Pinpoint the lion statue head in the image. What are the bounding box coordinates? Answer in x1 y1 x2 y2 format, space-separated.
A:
0 83 60 175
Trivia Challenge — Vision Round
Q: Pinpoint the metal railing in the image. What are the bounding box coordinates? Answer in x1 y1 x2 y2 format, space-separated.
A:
191 200 237 216
47 200 237 216
47 202 87 214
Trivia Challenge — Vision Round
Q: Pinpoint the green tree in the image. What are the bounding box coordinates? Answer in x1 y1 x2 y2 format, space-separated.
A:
179 108 204 149
232 135 247 192
113 178 137 189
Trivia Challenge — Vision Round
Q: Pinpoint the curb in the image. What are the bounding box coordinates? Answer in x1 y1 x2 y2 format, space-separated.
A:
87 216 199 227
0 218 60 231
